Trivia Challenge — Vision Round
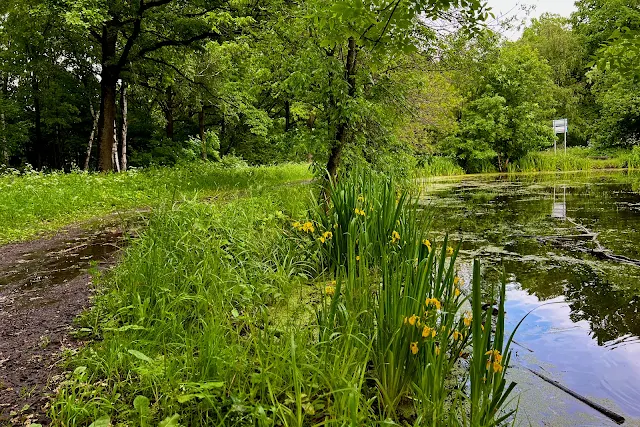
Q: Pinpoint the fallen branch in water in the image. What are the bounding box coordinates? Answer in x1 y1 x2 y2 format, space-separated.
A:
535 217 640 267
527 368 625 424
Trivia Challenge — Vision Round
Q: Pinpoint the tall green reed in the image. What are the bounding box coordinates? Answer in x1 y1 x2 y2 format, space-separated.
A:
312 173 517 425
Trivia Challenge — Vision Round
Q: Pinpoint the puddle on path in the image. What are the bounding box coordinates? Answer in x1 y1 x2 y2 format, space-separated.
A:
0 223 136 422
0 228 126 310
422 171 640 426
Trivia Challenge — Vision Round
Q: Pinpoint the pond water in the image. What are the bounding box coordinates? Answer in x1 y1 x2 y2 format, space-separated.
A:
421 171 640 426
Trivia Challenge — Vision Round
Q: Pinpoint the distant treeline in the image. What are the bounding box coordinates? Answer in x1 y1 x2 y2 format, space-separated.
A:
0 0 638 175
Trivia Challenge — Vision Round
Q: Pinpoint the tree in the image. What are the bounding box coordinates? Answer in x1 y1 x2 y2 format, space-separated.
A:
448 40 557 171
56 0 239 171
520 14 589 144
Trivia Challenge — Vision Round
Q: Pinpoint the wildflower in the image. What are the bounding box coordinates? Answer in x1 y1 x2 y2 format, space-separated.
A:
422 326 436 338
422 239 431 251
454 288 461 297
356 255 360 261
453 276 461 286
452 330 463 341
425 298 441 311
446 246 454 257
319 237 325 244
390 230 400 244
485 349 503 373
292 221 301 229
354 208 366 217
325 285 336 296
410 342 419 355
357 195 365 202
485 349 503 364
301 221 315 233
323 231 333 240
463 312 472 327
435 345 440 356
408 314 419 326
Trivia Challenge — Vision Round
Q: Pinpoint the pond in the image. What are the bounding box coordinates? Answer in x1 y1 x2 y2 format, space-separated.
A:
421 171 640 426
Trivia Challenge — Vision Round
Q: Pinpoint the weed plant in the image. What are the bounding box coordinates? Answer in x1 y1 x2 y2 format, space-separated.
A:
52 172 517 426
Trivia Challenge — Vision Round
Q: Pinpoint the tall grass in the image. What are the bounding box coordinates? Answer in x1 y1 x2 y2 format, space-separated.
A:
418 156 465 177
510 148 631 173
51 172 516 426
0 162 311 244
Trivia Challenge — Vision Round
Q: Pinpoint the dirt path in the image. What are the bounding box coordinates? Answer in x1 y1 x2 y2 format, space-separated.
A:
0 225 131 425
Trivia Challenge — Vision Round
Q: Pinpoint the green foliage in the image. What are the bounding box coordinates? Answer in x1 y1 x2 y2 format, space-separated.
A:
445 38 557 172
52 170 516 426
510 147 631 172
0 162 311 244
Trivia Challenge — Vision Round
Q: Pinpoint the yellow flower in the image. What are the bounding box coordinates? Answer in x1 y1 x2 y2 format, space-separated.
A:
292 221 301 229
301 221 315 233
485 349 503 364
390 230 400 244
446 246 454 257
408 314 419 326
357 195 365 202
422 326 436 338
410 342 419 355
422 239 431 251
463 312 472 327
354 208 366 217
453 276 461 286
452 330 463 341
425 298 441 311
323 231 333 240
319 237 326 244
325 285 335 296
493 361 503 372
435 345 440 356
454 288 461 297
356 255 360 261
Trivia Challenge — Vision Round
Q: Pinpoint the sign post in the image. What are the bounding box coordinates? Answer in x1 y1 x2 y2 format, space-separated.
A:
553 119 568 154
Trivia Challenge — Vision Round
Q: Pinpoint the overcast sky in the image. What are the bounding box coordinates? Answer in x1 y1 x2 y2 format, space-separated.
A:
485 0 577 38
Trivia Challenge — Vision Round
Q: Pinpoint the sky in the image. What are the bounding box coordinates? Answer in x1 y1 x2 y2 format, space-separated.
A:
486 0 577 38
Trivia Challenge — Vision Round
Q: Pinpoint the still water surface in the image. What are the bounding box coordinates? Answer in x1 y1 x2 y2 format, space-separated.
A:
422 171 640 426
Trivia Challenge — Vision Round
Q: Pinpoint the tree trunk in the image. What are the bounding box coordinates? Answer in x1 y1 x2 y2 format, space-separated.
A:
1 112 7 165
84 103 99 171
165 86 174 140
199 106 206 160
33 74 43 169
97 28 118 172
1 73 7 165
325 37 357 180
112 119 120 172
120 81 128 171
285 100 291 131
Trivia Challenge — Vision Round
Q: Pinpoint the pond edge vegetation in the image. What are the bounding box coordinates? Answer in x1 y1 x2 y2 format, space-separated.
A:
48 170 518 426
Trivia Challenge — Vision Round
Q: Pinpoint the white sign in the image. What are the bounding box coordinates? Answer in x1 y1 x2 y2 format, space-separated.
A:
553 118 568 134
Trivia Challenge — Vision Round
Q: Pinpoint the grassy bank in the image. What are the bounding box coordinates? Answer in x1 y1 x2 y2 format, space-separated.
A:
417 147 640 177
50 173 515 426
510 146 640 173
0 163 311 244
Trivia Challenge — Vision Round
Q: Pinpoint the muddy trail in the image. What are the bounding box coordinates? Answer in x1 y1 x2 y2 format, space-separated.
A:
0 224 134 425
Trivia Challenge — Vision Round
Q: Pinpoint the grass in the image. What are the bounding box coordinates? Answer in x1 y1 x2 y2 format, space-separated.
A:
417 157 465 177
50 171 517 426
0 162 311 244
509 147 639 173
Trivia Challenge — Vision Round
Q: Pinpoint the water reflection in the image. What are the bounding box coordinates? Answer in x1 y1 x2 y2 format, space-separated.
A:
423 171 640 421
